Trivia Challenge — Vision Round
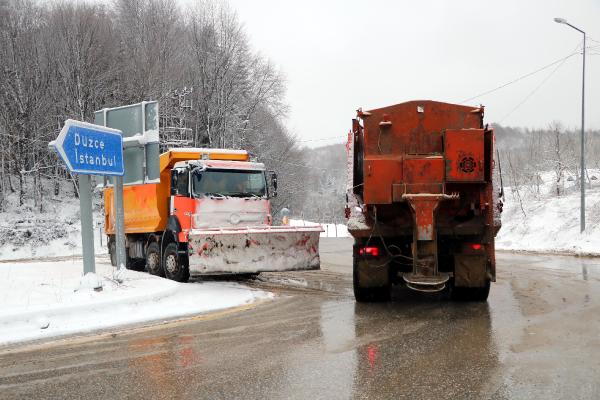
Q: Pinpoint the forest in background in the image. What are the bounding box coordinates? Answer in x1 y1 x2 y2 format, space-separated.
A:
494 124 600 211
0 0 309 218
297 143 347 225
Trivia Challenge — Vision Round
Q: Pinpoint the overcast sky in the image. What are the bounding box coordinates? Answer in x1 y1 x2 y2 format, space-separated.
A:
225 0 599 147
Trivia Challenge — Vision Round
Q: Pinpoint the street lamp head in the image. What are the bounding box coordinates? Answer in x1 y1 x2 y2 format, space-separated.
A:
554 17 567 24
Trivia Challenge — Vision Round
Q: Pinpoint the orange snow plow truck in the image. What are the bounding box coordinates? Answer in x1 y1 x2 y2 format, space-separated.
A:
346 100 502 302
104 148 322 282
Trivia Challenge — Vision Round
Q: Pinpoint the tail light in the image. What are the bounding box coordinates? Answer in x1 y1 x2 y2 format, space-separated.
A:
359 246 380 257
465 243 484 252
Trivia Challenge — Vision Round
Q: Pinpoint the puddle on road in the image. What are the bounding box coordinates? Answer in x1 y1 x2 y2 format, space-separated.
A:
499 252 600 281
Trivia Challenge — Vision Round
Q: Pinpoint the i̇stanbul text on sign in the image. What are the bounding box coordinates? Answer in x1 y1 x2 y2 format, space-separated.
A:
51 120 124 176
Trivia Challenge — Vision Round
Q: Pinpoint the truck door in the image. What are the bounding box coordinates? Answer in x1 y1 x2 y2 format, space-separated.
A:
170 167 195 242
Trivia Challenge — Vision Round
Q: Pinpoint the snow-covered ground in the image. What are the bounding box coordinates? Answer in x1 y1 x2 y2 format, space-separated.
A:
496 170 600 256
0 257 273 346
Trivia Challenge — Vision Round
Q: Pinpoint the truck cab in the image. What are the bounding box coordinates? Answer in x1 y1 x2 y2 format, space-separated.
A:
169 158 275 243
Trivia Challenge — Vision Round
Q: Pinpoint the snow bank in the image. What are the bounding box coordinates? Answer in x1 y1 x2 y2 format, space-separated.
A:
497 170 600 256
289 219 349 238
0 257 273 346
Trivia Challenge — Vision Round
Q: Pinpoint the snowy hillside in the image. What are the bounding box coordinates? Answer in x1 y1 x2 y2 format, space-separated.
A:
0 179 106 261
496 170 600 256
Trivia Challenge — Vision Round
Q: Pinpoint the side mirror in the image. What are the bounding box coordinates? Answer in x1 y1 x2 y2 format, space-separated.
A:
170 171 178 195
171 168 191 196
269 170 277 198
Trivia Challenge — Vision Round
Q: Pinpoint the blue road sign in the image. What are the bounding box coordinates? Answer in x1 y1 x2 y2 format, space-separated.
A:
51 119 124 176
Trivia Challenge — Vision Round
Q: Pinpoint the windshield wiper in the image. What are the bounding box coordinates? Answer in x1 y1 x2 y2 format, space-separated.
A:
205 192 226 198
227 192 262 199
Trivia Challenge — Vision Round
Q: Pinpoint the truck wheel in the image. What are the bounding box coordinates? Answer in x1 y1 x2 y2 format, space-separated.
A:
109 240 117 267
146 242 164 277
450 280 490 302
237 273 260 280
353 257 390 302
163 243 190 283
110 239 143 270
125 256 145 271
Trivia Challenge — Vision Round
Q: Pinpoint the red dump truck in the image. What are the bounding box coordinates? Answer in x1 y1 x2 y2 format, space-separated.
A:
346 100 502 301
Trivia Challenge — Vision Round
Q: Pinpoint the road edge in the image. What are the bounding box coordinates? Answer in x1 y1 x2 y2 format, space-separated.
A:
497 248 600 259
0 297 273 355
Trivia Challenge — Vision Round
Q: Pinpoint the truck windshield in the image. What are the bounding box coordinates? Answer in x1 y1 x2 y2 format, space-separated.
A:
192 169 267 198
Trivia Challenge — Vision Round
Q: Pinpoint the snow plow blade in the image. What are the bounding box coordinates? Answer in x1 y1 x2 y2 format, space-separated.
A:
187 226 323 275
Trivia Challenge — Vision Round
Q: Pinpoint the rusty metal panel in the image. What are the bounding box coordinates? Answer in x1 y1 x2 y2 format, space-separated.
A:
454 254 487 287
403 156 444 184
362 101 483 157
403 192 458 241
444 129 485 182
363 158 402 204
404 196 440 241
393 183 443 200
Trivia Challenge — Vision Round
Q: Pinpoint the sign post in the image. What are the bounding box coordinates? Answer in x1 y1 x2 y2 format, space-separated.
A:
114 176 126 270
50 120 124 275
78 175 96 274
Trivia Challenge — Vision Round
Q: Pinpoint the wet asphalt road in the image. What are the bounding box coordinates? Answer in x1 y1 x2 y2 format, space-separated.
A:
1 238 600 399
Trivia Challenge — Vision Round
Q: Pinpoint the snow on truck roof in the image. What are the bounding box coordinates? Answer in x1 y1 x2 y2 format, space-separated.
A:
169 147 248 157
173 159 266 170
160 148 253 172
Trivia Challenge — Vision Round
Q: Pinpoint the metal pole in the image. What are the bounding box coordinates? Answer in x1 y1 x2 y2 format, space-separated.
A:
102 108 127 267
580 32 586 232
79 175 96 274
555 18 586 232
115 176 127 268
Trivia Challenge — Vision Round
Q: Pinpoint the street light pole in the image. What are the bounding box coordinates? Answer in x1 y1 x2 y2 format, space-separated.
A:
554 17 586 232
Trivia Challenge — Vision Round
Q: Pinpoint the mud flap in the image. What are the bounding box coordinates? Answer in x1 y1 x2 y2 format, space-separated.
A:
356 258 390 288
187 226 323 274
454 254 487 288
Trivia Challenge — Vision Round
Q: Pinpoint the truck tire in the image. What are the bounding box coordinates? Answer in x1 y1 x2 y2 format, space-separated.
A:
128 259 145 271
146 242 164 277
110 238 143 270
353 256 390 302
163 243 190 283
237 273 260 280
109 240 117 267
450 280 490 302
